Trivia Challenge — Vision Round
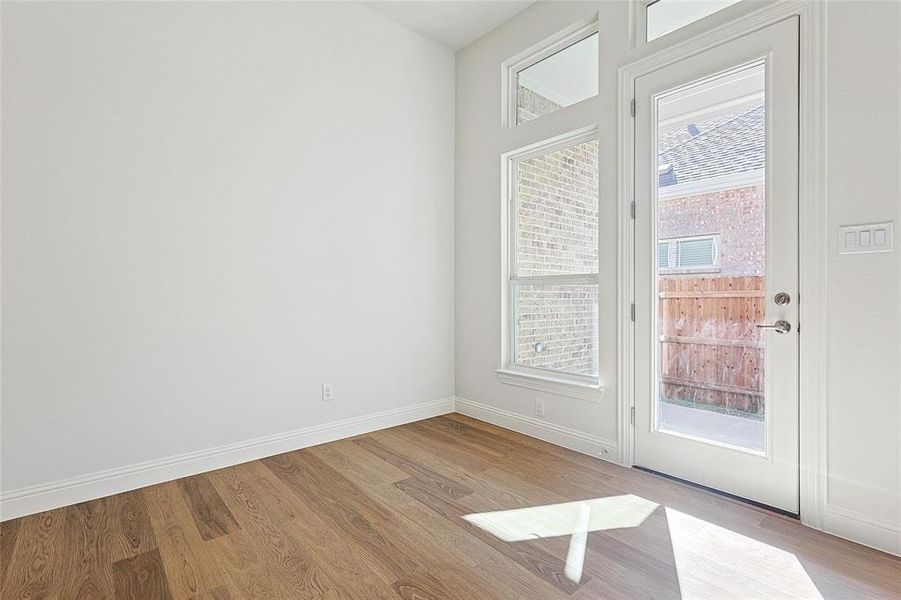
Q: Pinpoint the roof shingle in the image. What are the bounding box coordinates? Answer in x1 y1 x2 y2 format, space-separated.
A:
658 103 765 187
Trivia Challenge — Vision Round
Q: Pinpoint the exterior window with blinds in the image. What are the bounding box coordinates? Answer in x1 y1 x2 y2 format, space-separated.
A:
658 235 720 272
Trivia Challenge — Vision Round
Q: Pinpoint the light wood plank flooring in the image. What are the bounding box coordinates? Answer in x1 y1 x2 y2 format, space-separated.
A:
1 414 899 599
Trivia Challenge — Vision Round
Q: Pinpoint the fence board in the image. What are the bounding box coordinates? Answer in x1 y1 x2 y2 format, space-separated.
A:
658 276 765 416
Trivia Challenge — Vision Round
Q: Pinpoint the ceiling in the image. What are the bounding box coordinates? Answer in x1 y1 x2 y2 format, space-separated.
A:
362 1 536 51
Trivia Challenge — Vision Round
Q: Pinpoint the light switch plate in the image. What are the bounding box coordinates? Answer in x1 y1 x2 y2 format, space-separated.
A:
838 222 893 254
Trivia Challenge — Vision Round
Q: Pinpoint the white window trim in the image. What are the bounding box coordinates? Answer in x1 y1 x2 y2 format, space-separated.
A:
495 367 603 403
501 17 599 129
631 0 652 48
500 127 601 395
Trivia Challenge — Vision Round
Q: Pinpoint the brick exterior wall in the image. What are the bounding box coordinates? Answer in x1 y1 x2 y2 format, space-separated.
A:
658 184 766 277
516 139 599 276
514 138 599 377
517 85 561 124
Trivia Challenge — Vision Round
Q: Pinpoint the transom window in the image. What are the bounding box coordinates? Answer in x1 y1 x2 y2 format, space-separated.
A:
505 21 599 127
645 0 742 42
505 132 600 380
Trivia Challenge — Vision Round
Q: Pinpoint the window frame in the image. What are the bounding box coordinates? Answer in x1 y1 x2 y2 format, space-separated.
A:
658 234 721 273
501 19 599 129
500 127 601 388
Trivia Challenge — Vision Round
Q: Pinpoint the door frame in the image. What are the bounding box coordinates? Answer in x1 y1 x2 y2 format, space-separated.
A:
616 0 827 527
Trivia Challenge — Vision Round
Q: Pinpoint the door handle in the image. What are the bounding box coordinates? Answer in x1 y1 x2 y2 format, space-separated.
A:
756 320 792 334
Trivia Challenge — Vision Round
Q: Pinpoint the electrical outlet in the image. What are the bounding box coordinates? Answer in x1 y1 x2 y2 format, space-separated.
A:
534 398 545 418
322 383 335 401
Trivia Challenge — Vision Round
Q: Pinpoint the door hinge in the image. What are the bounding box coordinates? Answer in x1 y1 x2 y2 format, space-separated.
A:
630 303 635 322
630 98 636 117
630 200 636 219
630 406 635 425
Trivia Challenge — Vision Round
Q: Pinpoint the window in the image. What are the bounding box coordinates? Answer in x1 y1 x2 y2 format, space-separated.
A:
505 22 599 127
658 235 720 272
505 133 600 381
501 20 600 393
645 0 742 42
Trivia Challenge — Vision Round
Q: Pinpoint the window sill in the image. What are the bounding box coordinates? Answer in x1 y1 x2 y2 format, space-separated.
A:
495 368 604 403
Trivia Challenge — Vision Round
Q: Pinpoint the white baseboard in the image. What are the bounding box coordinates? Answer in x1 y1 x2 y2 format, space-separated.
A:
0 397 455 521
8 393 898 559
824 504 901 557
454 396 619 463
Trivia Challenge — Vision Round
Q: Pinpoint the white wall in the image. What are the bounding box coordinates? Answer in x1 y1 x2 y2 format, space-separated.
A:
1 2 455 512
821 0 900 553
455 0 900 554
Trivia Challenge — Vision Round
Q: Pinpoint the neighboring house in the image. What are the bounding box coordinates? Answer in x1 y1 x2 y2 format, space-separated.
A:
657 102 765 277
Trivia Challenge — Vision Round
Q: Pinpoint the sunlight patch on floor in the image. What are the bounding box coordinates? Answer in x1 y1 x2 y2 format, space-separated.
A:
665 507 823 599
464 495 823 597
463 494 659 542
464 494 659 582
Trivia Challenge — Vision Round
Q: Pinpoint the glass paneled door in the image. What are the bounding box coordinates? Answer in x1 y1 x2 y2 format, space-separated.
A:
633 18 800 513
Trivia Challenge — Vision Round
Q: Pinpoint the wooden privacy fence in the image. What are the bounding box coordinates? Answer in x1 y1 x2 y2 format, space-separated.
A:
658 276 765 416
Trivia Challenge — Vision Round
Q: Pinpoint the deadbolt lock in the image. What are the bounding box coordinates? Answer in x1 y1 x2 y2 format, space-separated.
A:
773 292 791 305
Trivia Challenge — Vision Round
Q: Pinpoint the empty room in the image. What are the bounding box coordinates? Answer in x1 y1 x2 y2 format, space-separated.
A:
1 0 900 598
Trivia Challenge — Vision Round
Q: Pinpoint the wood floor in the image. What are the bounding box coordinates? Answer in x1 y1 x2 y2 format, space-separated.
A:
1 414 899 599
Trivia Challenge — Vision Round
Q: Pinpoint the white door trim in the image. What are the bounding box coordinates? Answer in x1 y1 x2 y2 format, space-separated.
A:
616 0 827 528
